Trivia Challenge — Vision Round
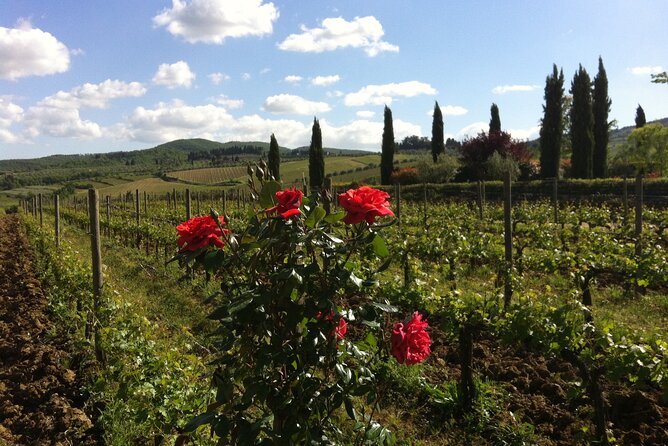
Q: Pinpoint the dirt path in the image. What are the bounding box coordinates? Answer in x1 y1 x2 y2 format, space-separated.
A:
0 215 97 445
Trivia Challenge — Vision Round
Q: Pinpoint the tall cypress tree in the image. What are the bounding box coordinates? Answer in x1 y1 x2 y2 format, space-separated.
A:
431 101 444 163
380 106 395 185
308 117 324 191
489 103 501 134
635 105 646 128
570 65 594 179
268 133 280 180
539 65 565 178
593 57 611 178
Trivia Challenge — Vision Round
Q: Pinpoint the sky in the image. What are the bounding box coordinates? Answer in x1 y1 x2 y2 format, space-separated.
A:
1 0 667 160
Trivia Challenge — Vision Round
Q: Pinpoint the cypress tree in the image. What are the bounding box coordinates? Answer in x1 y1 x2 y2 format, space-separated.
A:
268 133 280 180
308 117 324 191
570 65 594 179
539 65 565 178
380 106 395 185
489 103 501 134
635 105 646 128
593 57 611 178
431 101 444 163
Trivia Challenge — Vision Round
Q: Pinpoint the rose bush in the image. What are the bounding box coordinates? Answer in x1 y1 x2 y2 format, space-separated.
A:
338 186 395 225
175 177 401 445
175 215 229 252
391 312 431 365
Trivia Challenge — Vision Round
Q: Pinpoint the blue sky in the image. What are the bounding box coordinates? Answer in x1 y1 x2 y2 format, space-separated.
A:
1 0 667 159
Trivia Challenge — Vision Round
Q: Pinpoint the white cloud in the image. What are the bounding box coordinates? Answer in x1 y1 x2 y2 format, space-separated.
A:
492 84 539 94
208 72 230 84
345 81 437 106
457 122 487 139
278 16 399 57
153 0 279 44
40 79 147 109
263 94 331 115
0 98 24 143
21 80 146 141
327 90 344 98
311 75 340 86
356 110 375 118
0 19 70 80
507 126 540 141
442 105 468 116
153 61 196 89
320 118 421 149
113 100 423 150
284 75 303 83
260 67 271 75
242 72 251 81
212 94 244 109
628 66 664 75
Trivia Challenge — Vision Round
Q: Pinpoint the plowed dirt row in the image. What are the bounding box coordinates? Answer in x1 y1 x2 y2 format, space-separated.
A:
0 215 97 445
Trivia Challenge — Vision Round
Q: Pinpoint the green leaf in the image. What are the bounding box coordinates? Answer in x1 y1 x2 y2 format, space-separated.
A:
305 206 327 228
259 181 282 208
344 397 357 421
324 211 345 224
371 301 398 313
372 234 389 257
349 273 363 288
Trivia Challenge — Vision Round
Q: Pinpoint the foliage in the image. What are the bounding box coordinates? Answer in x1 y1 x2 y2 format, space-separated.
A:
396 135 430 152
651 71 668 84
457 131 533 181
593 57 611 178
414 155 459 183
390 167 420 185
489 103 501 134
431 102 444 163
381 106 395 185
616 123 668 175
309 118 325 191
268 133 280 181
540 64 566 179
569 65 594 179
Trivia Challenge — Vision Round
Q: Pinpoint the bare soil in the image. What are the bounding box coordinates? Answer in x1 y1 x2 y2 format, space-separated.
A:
0 215 97 445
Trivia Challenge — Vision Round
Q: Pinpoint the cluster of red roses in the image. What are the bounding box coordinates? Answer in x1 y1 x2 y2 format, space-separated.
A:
175 185 430 365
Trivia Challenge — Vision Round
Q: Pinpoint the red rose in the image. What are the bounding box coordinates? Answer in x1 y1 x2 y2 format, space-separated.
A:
266 187 303 219
390 312 431 365
316 311 347 340
338 186 395 225
176 215 229 252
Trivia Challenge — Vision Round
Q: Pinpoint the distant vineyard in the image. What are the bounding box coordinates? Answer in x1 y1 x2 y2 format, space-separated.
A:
168 166 248 185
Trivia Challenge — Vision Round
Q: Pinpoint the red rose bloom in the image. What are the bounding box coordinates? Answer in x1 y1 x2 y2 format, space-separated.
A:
266 187 303 219
390 312 431 365
338 186 395 224
316 311 347 340
176 215 229 252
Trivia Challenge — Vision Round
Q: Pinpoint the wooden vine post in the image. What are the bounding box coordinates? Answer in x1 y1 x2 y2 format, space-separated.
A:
322 177 332 214
622 177 629 227
634 173 643 257
477 180 483 219
54 194 60 248
87 189 104 363
38 193 43 226
185 188 192 220
135 189 141 248
503 170 513 308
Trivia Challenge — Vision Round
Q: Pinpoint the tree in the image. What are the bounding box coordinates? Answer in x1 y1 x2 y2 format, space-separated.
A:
308 117 324 191
620 124 668 175
651 71 668 84
380 106 395 185
268 133 280 180
570 65 594 179
458 131 533 181
431 101 444 163
592 57 611 178
489 103 501 134
635 105 646 128
539 64 565 178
